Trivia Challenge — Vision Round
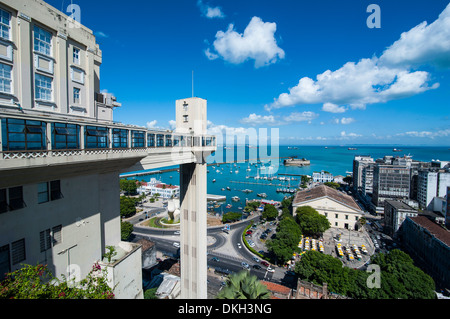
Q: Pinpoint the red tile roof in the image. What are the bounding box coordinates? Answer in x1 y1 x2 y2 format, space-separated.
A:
409 216 450 247
261 281 291 295
293 185 362 212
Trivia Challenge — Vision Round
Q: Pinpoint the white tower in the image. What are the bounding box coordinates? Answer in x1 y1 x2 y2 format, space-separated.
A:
176 97 209 299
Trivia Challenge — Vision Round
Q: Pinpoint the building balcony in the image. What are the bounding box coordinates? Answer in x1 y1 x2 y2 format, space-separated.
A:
0 112 216 187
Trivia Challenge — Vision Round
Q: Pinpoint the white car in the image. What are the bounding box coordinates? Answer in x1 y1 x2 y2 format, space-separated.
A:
237 243 242 249
174 231 180 235
173 242 180 248
267 266 275 273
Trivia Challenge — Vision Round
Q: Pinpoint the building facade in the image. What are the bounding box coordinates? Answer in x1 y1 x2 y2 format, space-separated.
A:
417 168 450 209
0 0 216 299
352 155 374 193
371 164 411 212
401 216 450 291
383 200 417 237
293 185 365 230
312 170 333 183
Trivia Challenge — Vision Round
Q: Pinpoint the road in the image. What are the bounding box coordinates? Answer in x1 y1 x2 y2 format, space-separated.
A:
132 212 294 288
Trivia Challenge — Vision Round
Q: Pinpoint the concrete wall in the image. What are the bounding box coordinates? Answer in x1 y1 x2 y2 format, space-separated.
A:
294 197 363 230
0 171 120 281
0 0 104 120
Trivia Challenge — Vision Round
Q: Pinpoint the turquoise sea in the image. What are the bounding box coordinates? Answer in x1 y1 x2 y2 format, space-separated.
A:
127 145 450 214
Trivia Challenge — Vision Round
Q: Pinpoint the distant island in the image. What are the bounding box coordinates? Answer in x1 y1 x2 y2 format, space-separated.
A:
284 157 310 167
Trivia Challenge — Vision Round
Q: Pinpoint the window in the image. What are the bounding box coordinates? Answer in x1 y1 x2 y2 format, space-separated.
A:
0 63 12 94
38 181 62 203
165 134 172 147
11 239 25 265
0 8 10 40
156 134 164 147
34 26 52 56
0 189 6 213
345 215 349 220
8 186 24 211
51 123 80 150
85 126 108 149
131 131 145 148
73 87 80 104
335 214 339 219
183 115 188 123
70 66 84 84
39 229 51 252
73 47 80 65
1 118 47 151
40 225 62 252
35 73 52 101
50 180 62 201
147 133 155 147
112 128 128 148
38 182 49 204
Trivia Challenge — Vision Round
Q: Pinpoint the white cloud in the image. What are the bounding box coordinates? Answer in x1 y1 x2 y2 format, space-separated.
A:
206 16 285 68
266 4 450 111
94 31 109 38
340 131 361 138
396 129 450 139
380 3 450 68
168 120 176 130
340 117 355 125
322 103 346 113
239 111 318 126
240 113 277 126
146 120 159 129
197 0 225 19
283 111 319 123
267 57 436 110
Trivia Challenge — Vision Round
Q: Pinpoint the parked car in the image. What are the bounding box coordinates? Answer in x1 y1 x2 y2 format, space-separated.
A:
253 256 260 263
267 266 275 273
241 262 250 270
210 257 220 262
173 242 180 248
253 264 262 270
261 261 270 267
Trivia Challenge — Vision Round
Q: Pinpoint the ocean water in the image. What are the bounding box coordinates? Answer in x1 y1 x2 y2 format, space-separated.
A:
128 145 450 214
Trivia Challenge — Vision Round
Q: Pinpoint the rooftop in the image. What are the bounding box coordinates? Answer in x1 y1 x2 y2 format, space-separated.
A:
409 216 450 247
293 185 362 212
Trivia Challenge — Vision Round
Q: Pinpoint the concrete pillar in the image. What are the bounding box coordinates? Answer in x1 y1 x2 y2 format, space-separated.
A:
179 155 207 299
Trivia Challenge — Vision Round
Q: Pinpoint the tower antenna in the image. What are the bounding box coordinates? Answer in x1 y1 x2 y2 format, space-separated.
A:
192 70 194 97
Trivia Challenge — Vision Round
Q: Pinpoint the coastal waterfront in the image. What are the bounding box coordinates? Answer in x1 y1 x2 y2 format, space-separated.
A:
125 145 450 213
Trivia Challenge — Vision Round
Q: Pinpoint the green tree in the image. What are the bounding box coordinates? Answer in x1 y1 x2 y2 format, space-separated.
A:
144 288 158 299
371 249 435 299
120 196 136 218
222 212 242 223
266 214 302 264
119 179 137 195
295 206 330 237
323 182 340 189
216 271 270 299
0 263 114 299
262 204 278 220
121 221 134 241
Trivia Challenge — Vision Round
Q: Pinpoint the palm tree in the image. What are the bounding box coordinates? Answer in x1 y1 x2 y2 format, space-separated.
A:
216 271 271 299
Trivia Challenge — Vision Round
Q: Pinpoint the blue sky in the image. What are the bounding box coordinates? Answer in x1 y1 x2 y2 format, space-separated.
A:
50 0 450 145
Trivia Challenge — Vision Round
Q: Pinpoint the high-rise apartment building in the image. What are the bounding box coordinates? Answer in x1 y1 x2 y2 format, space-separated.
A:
0 0 216 299
371 164 411 209
417 168 450 209
352 155 374 193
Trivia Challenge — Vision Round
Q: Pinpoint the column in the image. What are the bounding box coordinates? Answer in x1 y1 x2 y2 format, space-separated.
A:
179 153 208 299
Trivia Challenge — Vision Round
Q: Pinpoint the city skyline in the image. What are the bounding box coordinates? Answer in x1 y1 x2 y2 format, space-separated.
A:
47 0 450 146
